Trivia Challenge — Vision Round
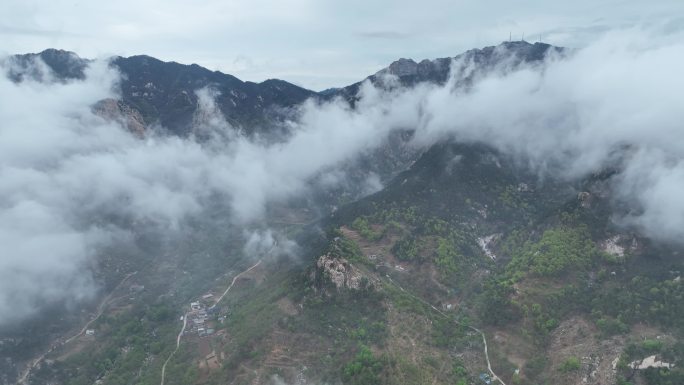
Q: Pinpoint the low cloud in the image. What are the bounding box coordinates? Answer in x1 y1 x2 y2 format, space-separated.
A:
0 56 395 325
1 25 683 325
243 229 299 261
408 27 684 242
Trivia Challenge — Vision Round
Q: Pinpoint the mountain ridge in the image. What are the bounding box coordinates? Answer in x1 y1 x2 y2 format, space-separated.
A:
327 40 563 102
6 41 563 136
6 48 317 136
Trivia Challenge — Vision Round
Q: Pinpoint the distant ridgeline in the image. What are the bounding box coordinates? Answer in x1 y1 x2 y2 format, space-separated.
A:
6 41 561 137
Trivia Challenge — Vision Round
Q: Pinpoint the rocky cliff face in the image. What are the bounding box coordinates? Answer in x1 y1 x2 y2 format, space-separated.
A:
377 56 452 81
312 254 365 291
385 58 419 77
92 98 147 136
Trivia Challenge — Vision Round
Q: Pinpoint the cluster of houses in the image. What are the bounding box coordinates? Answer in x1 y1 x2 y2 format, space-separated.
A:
185 293 226 337
186 302 215 337
479 373 493 384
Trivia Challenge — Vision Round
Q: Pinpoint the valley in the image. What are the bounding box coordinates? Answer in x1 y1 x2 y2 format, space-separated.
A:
1 37 682 385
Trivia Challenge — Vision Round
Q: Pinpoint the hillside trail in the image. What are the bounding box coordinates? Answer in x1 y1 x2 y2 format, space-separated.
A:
65 271 138 344
159 259 262 385
385 276 507 385
213 260 262 306
159 312 188 385
18 271 138 385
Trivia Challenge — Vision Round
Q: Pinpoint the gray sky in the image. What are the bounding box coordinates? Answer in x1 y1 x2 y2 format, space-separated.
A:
1 0 683 90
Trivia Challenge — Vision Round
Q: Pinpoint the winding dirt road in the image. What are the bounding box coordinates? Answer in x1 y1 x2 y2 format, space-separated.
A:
18 271 138 385
158 260 262 385
385 276 507 385
213 260 262 306
159 312 188 385
65 272 138 344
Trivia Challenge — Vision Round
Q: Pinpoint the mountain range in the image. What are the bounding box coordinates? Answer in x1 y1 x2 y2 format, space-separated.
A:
7 41 559 136
2 41 682 385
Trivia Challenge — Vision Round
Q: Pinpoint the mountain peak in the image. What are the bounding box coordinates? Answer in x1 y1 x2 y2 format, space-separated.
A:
37 48 81 59
387 58 419 76
373 40 562 81
7 48 88 81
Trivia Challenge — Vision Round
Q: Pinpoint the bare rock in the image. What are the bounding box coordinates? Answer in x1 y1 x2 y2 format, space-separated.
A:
93 98 146 136
313 254 367 291
577 191 592 208
387 58 418 77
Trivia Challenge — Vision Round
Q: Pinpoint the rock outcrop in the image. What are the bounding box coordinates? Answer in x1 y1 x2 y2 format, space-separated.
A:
92 98 147 136
312 254 365 291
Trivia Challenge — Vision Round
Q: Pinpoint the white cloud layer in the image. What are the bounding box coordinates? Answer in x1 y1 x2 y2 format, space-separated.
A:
0 26 682 325
407 28 684 241
0 57 394 325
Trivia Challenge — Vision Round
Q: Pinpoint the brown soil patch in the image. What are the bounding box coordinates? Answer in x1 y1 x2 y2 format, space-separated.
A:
488 328 532 373
236 329 332 385
547 316 624 385
340 226 400 261
197 338 212 357
383 303 485 384
206 352 220 370
276 297 299 316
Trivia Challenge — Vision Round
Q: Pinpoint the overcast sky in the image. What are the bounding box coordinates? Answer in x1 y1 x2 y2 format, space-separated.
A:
1 0 683 89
